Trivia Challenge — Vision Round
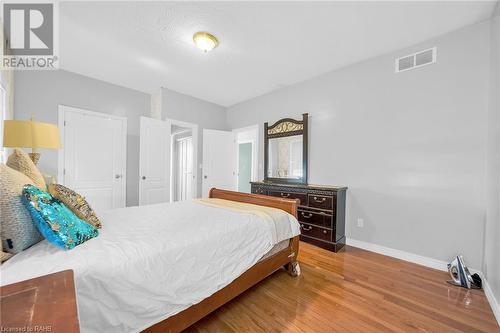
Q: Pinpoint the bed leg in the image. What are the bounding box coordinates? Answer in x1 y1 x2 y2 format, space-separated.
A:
286 261 301 277
286 236 300 277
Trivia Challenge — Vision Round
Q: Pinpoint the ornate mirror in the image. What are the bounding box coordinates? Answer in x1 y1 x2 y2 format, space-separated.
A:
264 113 308 184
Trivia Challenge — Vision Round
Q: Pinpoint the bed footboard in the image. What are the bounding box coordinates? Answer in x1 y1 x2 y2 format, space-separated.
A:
209 187 299 218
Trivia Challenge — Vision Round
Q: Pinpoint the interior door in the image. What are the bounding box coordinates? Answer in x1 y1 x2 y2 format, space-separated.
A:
175 136 193 201
202 129 237 197
61 106 127 214
139 116 171 205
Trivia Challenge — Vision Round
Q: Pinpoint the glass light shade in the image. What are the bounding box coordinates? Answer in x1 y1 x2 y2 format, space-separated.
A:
193 32 219 52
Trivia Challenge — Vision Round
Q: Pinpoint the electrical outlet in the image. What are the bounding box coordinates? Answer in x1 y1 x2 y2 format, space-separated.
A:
357 218 364 228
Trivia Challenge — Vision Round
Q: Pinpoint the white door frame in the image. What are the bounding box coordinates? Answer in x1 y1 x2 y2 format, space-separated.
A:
233 125 259 186
0 83 8 163
168 119 198 200
57 105 127 207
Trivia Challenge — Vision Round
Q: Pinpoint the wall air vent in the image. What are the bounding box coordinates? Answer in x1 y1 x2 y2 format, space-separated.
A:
395 47 436 73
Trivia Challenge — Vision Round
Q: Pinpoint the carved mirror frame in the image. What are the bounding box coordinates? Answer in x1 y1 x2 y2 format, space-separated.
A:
264 113 308 184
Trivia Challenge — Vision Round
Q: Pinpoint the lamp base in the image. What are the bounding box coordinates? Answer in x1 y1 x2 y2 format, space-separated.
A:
28 152 41 165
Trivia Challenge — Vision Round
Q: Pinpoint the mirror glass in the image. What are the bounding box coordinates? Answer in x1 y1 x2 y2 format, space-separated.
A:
267 135 303 179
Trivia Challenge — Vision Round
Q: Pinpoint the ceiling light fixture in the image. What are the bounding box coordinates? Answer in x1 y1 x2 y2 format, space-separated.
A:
193 31 219 53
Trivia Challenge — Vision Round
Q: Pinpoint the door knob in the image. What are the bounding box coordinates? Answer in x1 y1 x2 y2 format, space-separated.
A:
115 174 121 179
142 176 146 180
204 175 207 179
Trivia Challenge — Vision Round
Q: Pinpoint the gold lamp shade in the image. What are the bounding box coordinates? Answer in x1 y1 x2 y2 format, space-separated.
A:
3 119 61 164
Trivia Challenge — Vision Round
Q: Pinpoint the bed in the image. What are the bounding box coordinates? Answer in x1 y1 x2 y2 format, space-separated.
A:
0 188 301 333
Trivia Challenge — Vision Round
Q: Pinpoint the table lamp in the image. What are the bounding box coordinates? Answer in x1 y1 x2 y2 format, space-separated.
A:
3 119 61 165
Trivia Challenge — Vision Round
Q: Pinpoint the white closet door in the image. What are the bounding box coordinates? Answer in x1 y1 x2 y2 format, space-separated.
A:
202 129 237 198
176 137 193 201
60 106 127 214
139 116 171 205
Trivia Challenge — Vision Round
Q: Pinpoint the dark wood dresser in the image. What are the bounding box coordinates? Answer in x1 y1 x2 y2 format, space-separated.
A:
251 182 347 252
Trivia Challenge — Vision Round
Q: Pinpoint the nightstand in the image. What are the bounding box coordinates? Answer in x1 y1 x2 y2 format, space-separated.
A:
0 270 80 332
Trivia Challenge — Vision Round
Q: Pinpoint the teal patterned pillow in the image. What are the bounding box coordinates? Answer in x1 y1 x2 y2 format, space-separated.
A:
21 185 98 250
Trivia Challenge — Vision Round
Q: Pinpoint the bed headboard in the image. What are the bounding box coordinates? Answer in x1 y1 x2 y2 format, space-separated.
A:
209 188 299 218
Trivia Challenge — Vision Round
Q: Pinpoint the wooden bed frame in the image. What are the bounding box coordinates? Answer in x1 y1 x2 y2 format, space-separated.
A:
142 188 301 333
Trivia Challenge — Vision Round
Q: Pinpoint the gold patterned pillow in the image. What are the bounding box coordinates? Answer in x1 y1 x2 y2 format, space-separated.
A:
48 184 102 229
1 242 12 263
6 149 46 190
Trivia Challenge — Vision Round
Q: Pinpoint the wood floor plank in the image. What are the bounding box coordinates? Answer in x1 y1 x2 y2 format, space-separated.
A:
185 242 500 333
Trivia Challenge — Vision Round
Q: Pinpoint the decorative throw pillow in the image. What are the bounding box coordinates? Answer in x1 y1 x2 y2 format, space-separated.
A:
6 149 46 190
48 184 102 229
0 164 43 254
21 185 99 250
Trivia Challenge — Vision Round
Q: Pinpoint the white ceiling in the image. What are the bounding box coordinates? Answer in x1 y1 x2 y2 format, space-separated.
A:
59 1 496 107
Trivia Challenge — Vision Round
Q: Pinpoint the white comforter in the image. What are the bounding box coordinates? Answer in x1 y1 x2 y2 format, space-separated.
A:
0 200 300 333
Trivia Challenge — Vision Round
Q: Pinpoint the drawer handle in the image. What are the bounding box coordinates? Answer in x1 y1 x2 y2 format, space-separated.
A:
301 224 313 231
313 196 326 203
280 192 290 198
301 212 313 219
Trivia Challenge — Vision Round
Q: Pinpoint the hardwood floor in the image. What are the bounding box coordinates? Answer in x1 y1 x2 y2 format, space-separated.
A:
185 242 500 333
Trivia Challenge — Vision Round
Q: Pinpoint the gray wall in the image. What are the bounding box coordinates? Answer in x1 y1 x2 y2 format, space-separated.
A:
13 70 150 206
161 87 228 197
12 14 498 287
485 1 500 312
227 21 490 269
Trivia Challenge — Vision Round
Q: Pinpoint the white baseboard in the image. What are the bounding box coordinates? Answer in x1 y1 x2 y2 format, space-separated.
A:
483 277 500 326
346 238 448 272
346 237 500 327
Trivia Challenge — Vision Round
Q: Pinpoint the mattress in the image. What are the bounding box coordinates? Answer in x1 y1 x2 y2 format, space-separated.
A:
0 199 300 333
260 239 290 261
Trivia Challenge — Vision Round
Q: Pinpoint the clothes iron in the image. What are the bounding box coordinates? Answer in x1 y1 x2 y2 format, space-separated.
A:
447 255 482 289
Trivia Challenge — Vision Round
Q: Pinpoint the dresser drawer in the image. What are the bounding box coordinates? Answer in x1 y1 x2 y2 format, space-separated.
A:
252 187 267 195
300 223 331 241
269 191 307 205
308 194 334 210
298 209 332 228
